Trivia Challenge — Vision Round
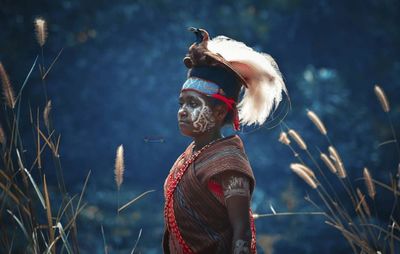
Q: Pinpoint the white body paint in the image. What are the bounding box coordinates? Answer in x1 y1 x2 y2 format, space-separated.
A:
191 97 216 133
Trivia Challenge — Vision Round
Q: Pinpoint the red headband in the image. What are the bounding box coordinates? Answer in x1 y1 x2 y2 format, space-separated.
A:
211 94 240 131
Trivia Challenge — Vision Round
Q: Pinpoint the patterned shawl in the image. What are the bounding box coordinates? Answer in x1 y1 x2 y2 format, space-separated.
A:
163 135 257 253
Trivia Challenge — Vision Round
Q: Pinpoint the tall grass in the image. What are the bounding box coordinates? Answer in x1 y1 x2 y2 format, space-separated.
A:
0 17 87 254
280 85 399 253
0 18 154 253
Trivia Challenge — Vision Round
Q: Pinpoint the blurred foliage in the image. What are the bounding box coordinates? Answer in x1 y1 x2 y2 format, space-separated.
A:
1 0 399 253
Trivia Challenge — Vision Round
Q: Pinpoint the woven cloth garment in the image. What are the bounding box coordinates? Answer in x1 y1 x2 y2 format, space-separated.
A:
163 135 257 253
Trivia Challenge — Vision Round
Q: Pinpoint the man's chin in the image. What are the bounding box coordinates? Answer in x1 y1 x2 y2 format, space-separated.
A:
179 126 193 137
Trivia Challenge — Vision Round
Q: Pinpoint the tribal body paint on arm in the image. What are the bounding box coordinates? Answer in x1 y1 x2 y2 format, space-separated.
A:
207 173 253 253
222 175 251 199
221 174 252 254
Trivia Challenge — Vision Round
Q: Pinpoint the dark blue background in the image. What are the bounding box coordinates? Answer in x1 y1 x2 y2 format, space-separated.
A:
1 0 399 253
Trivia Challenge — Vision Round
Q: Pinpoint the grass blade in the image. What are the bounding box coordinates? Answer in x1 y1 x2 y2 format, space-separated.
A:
118 189 155 213
56 222 73 254
15 55 38 102
7 209 29 240
42 48 64 80
101 225 108 254
15 55 39 124
46 236 61 254
20 166 45 209
17 149 45 209
76 170 91 214
130 228 142 254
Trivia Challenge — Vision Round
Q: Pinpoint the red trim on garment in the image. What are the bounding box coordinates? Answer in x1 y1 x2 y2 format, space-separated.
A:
207 180 223 196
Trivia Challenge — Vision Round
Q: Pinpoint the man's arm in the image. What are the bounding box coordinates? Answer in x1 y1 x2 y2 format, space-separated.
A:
222 174 252 254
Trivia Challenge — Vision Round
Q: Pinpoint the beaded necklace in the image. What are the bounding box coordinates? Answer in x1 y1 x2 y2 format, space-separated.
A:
164 137 223 254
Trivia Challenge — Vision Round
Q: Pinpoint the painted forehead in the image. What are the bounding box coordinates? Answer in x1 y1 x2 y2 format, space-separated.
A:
179 90 210 103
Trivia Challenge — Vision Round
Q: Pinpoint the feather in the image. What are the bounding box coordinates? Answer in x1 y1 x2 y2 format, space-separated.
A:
207 36 288 126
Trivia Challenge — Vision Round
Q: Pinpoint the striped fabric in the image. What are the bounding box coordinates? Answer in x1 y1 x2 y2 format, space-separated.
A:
163 135 256 253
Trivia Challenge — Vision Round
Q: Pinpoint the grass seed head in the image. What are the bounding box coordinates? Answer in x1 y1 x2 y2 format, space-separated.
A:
320 153 337 174
290 163 318 189
114 145 125 190
0 62 16 108
328 146 347 178
288 129 307 150
278 131 291 145
307 110 327 135
374 85 390 113
363 167 376 199
35 17 48 47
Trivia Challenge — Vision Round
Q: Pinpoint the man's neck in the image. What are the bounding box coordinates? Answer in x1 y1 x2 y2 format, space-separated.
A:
193 131 223 152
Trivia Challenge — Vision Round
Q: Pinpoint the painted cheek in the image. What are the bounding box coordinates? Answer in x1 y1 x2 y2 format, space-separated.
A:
190 97 206 124
190 108 201 122
192 105 216 133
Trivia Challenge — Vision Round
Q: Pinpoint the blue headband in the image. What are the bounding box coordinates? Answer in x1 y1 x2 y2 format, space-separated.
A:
181 77 223 96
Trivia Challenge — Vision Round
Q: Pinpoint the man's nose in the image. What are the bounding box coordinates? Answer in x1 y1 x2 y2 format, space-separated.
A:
178 107 188 119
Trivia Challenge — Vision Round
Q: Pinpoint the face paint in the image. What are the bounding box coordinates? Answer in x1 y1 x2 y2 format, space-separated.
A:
178 91 217 136
191 96 216 133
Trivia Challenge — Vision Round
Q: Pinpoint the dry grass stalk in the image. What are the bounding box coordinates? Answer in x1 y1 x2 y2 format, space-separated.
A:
0 124 5 145
398 163 400 189
307 110 327 135
44 100 52 130
278 131 290 145
356 188 371 217
36 108 42 169
290 163 318 189
288 129 307 150
0 181 30 216
115 145 124 190
35 17 48 47
374 85 390 113
328 146 347 178
320 153 337 173
325 220 373 252
43 175 55 254
0 62 16 108
0 170 28 200
363 167 376 199
55 134 61 157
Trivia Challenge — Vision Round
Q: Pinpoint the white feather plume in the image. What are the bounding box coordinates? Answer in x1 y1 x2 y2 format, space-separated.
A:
207 36 288 126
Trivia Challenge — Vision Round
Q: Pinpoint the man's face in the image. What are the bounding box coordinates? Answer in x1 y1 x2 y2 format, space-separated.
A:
177 90 216 137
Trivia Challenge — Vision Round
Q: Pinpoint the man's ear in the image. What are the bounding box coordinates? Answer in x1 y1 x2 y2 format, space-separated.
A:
214 104 228 123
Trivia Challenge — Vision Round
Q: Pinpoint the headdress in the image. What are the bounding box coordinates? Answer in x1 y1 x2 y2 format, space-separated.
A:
181 28 288 130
